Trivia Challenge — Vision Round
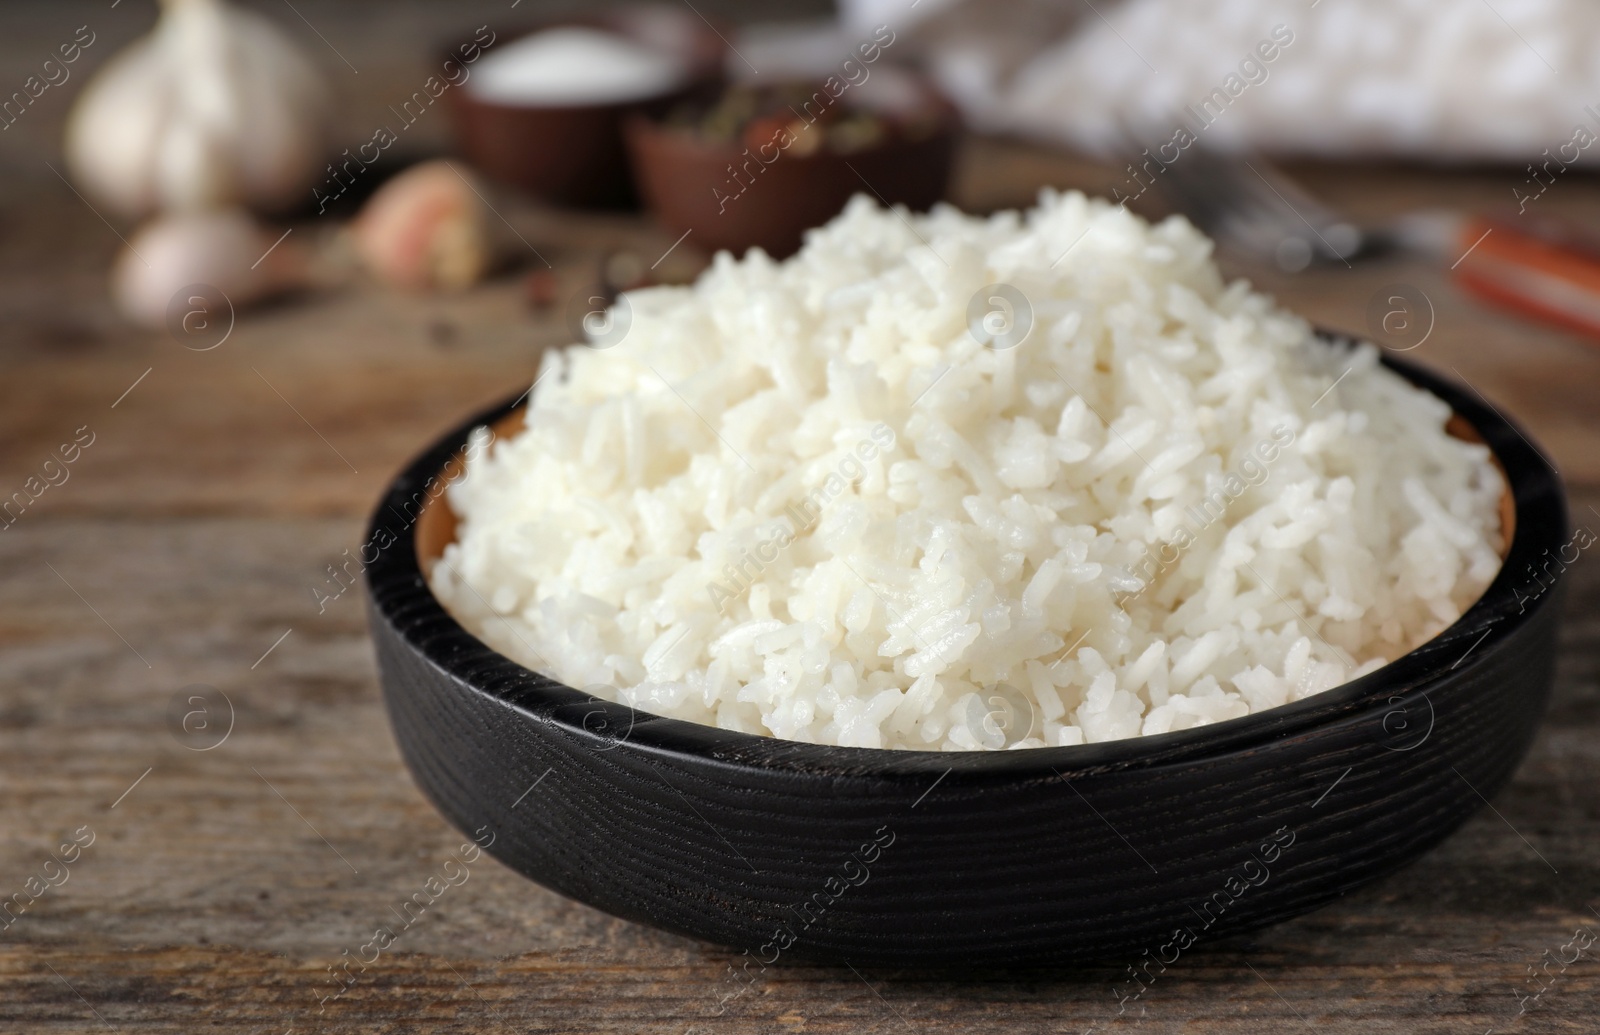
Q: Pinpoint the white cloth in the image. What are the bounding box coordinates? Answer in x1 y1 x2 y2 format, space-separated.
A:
877 0 1600 164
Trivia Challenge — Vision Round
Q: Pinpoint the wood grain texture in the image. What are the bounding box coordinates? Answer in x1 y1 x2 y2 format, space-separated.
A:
2 1 1599 1031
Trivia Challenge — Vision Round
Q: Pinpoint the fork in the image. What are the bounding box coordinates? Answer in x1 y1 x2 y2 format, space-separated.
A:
1132 144 1379 270
1132 142 1600 344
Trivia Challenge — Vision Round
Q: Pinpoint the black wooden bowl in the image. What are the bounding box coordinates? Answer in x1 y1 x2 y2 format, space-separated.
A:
364 348 1565 968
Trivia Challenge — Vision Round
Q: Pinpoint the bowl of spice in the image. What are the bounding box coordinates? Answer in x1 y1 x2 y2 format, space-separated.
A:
449 6 724 208
624 70 959 258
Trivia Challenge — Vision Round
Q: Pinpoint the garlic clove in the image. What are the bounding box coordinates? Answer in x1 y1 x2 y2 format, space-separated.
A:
352 161 507 292
112 208 311 327
65 0 330 218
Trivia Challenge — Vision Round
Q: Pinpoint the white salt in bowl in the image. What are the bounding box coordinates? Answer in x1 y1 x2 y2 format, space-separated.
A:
447 6 726 207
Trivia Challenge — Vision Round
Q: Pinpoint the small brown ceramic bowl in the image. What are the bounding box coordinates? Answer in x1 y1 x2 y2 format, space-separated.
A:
364 344 1564 968
624 72 959 258
448 7 725 208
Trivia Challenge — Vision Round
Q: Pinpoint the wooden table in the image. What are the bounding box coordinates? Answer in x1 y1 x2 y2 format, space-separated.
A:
2 3 1598 1032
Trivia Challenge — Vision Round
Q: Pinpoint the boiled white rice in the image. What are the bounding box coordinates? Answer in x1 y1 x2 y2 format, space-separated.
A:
431 191 1504 750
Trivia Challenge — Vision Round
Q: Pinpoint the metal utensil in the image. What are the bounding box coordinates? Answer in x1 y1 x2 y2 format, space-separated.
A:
1138 143 1600 344
1131 144 1381 270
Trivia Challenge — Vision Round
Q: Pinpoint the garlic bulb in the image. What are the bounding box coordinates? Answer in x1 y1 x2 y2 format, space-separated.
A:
65 0 330 217
352 161 513 292
112 208 311 327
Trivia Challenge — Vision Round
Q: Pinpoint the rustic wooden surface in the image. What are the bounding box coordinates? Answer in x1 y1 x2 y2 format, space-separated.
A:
2 2 1599 1032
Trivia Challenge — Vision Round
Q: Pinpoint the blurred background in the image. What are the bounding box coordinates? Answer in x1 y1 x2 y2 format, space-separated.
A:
4 0 1597 493
1 1 1597 1032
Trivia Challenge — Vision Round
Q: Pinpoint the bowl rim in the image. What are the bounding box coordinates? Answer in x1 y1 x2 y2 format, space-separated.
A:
445 7 727 116
367 337 1567 780
621 107 960 169
619 72 962 157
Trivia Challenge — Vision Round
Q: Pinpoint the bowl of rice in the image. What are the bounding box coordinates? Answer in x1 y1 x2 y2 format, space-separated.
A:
365 191 1565 966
